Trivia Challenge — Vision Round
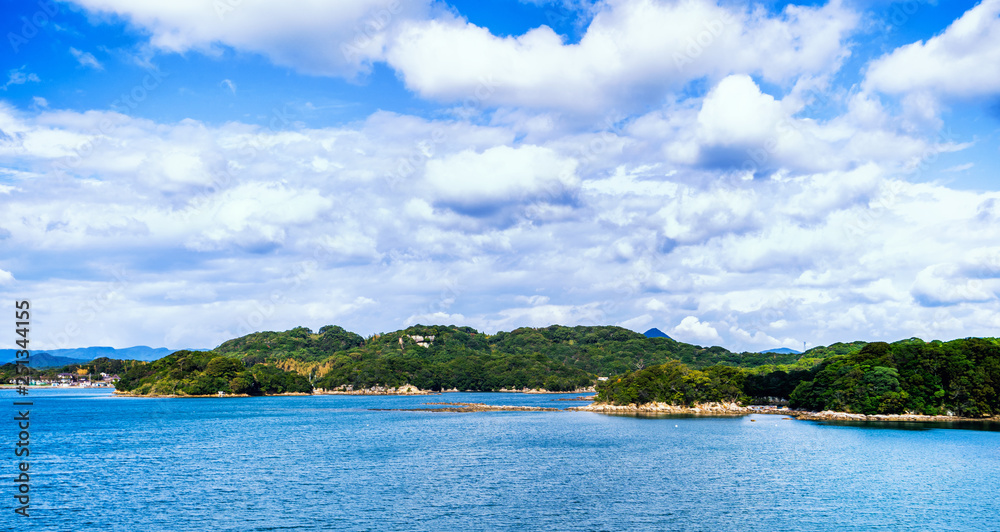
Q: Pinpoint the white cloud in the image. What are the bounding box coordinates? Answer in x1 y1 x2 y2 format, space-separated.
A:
424 145 579 214
865 0 1000 98
618 313 653 331
659 74 936 175
386 0 858 111
221 79 236 94
68 0 434 78
69 47 104 70
2 67 40 90
2 80 999 349
911 264 997 307
671 316 722 345
69 0 858 111
943 163 974 173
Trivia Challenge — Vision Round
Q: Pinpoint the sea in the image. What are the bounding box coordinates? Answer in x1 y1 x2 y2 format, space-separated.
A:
5 388 1000 531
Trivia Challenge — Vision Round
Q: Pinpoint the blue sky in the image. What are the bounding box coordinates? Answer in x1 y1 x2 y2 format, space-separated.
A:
1 0 999 351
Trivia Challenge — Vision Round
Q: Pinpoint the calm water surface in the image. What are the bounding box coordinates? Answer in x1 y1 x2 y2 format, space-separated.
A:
5 388 1000 531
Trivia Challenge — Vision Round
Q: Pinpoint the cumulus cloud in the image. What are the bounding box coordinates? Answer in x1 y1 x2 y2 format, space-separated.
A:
68 0 434 78
671 316 722 345
424 145 579 215
2 67 40 90
69 0 858 111
865 0 1000 98
657 74 939 175
69 47 104 70
3 13 1000 350
386 0 858 111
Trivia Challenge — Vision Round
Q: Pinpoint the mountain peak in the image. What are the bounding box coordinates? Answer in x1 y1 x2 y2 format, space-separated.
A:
643 328 672 339
761 347 801 355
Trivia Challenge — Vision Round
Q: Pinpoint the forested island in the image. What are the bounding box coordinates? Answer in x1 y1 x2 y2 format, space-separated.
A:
595 337 1000 418
12 324 998 418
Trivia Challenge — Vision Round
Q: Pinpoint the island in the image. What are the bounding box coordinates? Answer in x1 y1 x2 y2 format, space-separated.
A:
8 324 999 422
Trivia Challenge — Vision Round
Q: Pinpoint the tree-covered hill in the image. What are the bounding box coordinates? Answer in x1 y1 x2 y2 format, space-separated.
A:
789 337 1000 417
115 350 312 396
207 324 835 392
595 337 1000 418
39 324 987 407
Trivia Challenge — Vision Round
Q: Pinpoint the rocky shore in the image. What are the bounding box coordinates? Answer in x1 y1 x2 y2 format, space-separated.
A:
313 384 437 395
373 402 562 413
790 410 1000 423
112 390 312 398
569 401 756 415
313 385 595 396
572 401 1000 424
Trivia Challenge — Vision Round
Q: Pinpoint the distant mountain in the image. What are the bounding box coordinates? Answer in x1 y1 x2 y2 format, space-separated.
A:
0 346 185 364
20 352 91 368
761 348 801 355
643 328 672 339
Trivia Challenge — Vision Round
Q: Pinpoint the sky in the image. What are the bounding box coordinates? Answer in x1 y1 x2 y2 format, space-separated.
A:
1 0 999 352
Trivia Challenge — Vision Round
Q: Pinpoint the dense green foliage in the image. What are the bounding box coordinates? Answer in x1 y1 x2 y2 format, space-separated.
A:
191 324 846 393
311 325 592 391
115 350 312 396
595 336 1000 417
1 357 144 383
1 362 39 383
10 324 994 415
789 338 1000 417
594 361 748 406
214 326 365 363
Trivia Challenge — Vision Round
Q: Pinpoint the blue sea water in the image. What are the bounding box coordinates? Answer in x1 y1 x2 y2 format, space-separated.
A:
5 388 1000 531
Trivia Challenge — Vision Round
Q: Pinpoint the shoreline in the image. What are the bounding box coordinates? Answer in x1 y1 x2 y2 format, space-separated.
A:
372 402 562 413
111 388 595 398
788 410 1000 424
572 401 1000 423
112 390 312 398
569 401 755 416
0 384 115 390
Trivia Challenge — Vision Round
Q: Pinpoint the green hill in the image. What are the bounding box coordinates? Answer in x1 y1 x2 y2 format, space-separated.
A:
789 337 1000 417
105 325 990 406
204 323 841 393
115 350 312 396
596 337 1000 418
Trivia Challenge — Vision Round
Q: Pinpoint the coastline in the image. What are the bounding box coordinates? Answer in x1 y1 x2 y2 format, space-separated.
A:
569 401 755 416
572 401 1000 423
112 390 312 398
373 402 562 413
0 384 115 390
788 410 1000 423
314 386 594 396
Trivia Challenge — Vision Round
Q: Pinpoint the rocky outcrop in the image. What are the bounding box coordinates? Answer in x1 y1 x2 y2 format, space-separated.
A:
570 401 753 415
314 384 436 395
373 402 561 412
790 410 1000 423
